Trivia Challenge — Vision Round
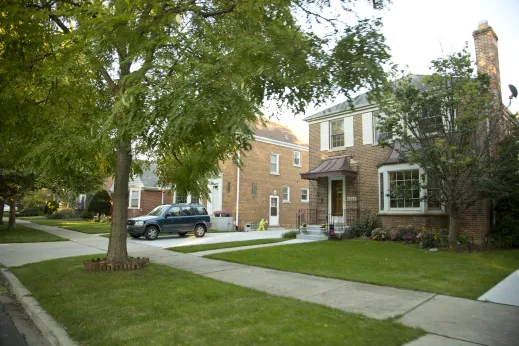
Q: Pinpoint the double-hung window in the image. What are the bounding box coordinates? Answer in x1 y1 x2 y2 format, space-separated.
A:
175 192 187 204
129 189 140 208
373 111 392 143
293 151 301 167
270 153 279 174
330 119 344 148
301 188 309 203
282 185 290 202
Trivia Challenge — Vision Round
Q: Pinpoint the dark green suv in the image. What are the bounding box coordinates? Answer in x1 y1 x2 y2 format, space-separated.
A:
127 203 212 240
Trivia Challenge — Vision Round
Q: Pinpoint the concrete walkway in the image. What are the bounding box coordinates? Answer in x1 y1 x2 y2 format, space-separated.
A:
188 238 316 256
2 220 519 346
478 269 519 306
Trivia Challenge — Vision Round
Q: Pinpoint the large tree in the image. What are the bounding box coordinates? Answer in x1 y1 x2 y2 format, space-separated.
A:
4 0 391 264
377 49 512 244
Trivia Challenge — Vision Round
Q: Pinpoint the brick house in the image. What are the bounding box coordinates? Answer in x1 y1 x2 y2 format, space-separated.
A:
120 120 309 229
300 22 513 244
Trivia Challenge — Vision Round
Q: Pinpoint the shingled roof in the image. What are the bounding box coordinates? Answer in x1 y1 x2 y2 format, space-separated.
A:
253 119 308 146
304 75 426 122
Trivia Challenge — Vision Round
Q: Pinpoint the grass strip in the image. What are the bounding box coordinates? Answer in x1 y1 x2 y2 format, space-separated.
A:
169 238 286 253
11 256 424 346
207 240 519 299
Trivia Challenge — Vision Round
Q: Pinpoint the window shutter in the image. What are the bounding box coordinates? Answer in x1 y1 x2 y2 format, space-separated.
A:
362 112 373 145
320 121 329 151
344 117 354 147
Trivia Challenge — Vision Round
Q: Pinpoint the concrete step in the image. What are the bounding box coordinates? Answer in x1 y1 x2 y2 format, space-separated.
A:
296 233 328 241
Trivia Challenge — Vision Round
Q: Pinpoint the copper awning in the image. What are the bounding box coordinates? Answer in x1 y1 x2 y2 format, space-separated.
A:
301 156 357 180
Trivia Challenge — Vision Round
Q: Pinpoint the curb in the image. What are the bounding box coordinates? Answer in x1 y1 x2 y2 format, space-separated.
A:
0 269 79 346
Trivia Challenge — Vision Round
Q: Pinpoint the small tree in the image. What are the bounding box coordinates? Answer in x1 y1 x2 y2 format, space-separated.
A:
377 49 503 244
88 190 111 219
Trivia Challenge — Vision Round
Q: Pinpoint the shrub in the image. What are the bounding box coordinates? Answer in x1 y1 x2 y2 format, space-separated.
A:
389 229 401 241
350 213 378 237
100 216 112 223
47 208 78 219
81 210 94 220
342 227 356 239
44 200 59 215
18 207 39 217
282 230 297 239
417 228 449 249
491 215 519 249
88 190 111 217
371 228 390 241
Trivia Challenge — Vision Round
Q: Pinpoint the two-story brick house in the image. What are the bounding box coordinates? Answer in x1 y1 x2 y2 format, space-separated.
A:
120 120 309 229
301 22 511 244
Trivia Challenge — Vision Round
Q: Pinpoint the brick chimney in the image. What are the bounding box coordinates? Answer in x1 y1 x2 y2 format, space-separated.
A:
473 20 502 102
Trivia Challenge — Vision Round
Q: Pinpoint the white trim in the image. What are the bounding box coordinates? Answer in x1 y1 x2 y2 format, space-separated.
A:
129 188 140 209
293 150 301 167
236 153 240 226
301 188 309 203
378 163 446 215
282 185 290 203
270 152 279 175
306 104 379 124
254 136 309 151
269 195 279 226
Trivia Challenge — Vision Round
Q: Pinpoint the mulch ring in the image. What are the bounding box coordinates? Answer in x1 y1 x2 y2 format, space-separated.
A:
84 257 149 271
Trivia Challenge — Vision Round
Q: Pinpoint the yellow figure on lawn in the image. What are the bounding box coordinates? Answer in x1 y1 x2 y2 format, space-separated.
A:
258 218 266 231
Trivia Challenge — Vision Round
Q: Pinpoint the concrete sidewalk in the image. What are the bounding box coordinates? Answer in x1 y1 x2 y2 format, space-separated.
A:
478 269 519 306
3 220 519 346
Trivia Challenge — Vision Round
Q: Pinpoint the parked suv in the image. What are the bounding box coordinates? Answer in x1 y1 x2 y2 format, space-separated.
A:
127 203 212 240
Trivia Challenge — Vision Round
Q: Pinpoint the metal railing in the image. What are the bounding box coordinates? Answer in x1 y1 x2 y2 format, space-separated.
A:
297 208 359 232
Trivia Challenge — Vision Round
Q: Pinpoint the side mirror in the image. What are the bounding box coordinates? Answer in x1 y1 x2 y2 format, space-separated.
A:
165 213 172 218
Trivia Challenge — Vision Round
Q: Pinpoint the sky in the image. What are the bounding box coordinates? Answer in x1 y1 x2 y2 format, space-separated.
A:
271 0 519 142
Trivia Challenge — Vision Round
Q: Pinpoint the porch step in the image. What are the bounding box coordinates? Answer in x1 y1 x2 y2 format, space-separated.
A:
296 233 328 241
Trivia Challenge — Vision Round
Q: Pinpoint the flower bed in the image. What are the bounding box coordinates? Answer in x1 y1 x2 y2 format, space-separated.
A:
370 225 467 251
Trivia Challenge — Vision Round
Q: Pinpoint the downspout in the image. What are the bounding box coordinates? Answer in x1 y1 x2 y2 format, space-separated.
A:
161 189 164 205
235 152 241 229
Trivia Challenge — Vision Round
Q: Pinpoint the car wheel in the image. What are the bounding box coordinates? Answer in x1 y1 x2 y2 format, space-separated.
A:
178 232 187 237
144 226 159 241
194 225 206 238
130 234 141 239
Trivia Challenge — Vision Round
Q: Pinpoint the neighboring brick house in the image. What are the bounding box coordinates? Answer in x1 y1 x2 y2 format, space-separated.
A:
301 22 513 244
119 120 309 229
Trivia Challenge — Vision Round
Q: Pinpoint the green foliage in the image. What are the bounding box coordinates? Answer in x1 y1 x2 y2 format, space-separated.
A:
44 201 59 215
491 215 519 249
349 213 378 237
282 230 298 239
18 208 40 217
80 210 95 220
87 190 111 216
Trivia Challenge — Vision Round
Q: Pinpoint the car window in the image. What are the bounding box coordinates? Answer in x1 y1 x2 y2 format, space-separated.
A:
181 207 193 216
148 206 167 216
196 207 208 215
168 206 181 216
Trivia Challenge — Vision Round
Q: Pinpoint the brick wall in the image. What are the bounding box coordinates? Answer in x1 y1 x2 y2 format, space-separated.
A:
308 113 491 244
128 190 164 218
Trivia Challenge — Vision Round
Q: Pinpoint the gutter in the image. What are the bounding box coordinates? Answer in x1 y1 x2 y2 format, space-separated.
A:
235 152 241 228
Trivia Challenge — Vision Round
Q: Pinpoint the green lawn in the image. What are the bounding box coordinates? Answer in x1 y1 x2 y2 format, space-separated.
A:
207 240 519 299
24 219 111 234
11 256 423 346
169 239 286 253
0 224 67 243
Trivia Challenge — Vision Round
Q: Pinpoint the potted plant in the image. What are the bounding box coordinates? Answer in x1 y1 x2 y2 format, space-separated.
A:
214 210 231 217
300 222 307 234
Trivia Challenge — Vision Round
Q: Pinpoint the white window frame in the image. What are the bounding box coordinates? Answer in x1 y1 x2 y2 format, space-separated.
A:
301 188 309 203
270 153 279 175
174 191 187 204
282 185 290 202
378 163 445 215
129 188 140 209
293 151 301 167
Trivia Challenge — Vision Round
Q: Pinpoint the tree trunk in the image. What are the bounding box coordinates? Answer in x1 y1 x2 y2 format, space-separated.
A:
7 196 16 231
107 140 132 264
448 214 459 245
0 199 4 225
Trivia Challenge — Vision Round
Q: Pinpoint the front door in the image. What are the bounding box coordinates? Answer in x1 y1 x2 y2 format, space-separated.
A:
329 178 345 225
269 195 279 226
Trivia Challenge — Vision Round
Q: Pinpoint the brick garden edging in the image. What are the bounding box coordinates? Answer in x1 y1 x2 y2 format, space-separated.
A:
83 257 149 271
